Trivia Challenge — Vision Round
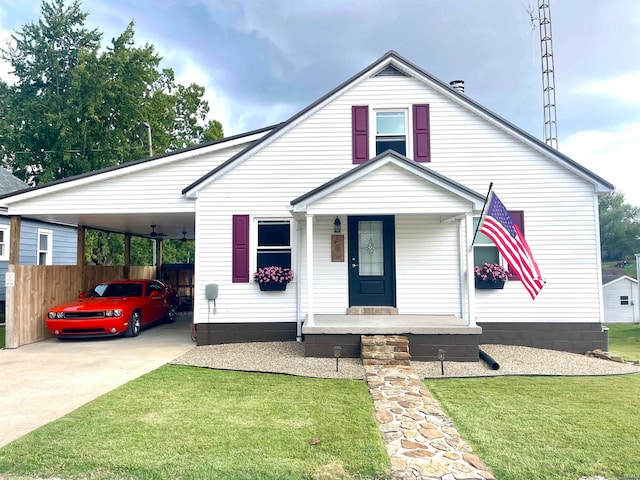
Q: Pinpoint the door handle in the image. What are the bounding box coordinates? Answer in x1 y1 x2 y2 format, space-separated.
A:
351 263 359 268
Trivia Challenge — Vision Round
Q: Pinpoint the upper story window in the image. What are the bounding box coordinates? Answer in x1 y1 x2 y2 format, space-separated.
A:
375 110 407 155
257 220 291 269
0 225 9 261
352 104 430 164
37 229 53 265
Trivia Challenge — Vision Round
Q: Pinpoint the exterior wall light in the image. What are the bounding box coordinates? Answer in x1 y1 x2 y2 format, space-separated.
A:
334 217 341 233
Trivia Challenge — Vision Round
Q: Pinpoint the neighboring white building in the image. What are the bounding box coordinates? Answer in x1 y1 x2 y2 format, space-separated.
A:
1 51 614 357
602 275 639 324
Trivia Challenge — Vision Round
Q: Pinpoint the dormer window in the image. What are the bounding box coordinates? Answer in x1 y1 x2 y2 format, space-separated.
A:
376 110 407 155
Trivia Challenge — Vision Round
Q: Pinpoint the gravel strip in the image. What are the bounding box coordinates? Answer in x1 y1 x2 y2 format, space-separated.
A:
170 342 640 379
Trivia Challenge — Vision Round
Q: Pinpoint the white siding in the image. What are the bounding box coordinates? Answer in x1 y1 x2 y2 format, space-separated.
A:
194 73 605 326
308 164 473 215
603 279 639 323
8 144 248 216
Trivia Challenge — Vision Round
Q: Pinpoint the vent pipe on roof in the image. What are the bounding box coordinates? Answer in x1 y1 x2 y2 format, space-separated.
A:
449 80 465 94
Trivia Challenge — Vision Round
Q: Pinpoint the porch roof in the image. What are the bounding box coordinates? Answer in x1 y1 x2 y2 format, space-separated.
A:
290 150 486 217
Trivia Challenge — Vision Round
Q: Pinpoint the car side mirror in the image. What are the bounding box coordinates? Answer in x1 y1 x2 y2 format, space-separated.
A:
78 292 85 299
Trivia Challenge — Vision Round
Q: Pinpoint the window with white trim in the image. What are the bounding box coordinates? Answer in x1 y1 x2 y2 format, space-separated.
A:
620 295 630 306
0 225 9 261
37 229 53 265
472 217 500 266
256 220 291 269
375 109 408 156
473 212 525 280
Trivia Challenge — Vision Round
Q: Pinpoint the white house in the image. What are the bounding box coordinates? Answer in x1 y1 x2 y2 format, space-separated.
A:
0 51 613 358
602 275 639 324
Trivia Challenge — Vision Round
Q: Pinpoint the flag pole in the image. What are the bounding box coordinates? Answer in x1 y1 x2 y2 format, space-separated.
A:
470 182 493 248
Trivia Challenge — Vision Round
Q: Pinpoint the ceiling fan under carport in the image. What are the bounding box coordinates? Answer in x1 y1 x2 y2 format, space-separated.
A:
149 224 167 238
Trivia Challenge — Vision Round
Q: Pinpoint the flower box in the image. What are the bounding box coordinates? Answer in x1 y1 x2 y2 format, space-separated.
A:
474 263 509 290
258 282 287 291
254 266 293 292
475 278 505 290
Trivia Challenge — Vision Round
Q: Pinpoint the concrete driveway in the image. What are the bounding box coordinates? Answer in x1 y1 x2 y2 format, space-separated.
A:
0 313 195 447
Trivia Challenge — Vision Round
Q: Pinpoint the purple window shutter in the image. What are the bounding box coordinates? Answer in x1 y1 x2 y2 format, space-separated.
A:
232 215 250 283
352 106 369 164
413 104 431 162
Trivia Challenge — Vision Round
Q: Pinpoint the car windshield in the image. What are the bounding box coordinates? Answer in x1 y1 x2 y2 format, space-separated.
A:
89 283 143 298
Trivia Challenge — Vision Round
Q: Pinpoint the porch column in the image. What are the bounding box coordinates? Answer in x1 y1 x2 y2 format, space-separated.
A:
305 213 314 327
465 213 477 326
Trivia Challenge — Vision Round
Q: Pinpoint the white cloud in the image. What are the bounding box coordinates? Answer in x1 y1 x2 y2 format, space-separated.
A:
571 72 640 104
561 123 640 206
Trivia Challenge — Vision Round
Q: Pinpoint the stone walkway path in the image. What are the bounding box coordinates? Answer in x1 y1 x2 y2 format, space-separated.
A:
365 364 495 480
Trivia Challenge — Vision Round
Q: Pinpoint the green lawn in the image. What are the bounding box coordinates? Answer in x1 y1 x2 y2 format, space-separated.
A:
606 323 640 362
426 324 640 480
0 366 389 480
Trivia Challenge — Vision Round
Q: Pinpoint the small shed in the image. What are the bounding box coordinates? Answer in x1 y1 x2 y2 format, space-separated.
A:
602 275 639 323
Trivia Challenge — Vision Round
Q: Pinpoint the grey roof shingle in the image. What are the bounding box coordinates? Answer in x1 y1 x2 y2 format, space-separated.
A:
0 168 28 195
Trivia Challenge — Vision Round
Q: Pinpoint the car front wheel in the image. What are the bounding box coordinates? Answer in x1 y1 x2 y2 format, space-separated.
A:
124 311 141 337
166 305 177 323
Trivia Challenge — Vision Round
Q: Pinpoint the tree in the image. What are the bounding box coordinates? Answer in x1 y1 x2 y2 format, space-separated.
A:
1 0 223 185
599 191 640 261
1 0 222 266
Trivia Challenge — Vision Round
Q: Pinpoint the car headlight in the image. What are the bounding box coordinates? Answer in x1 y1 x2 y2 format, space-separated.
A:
48 311 64 319
105 309 123 317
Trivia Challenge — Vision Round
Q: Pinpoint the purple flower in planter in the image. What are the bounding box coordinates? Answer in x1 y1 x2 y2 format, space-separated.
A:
474 263 509 282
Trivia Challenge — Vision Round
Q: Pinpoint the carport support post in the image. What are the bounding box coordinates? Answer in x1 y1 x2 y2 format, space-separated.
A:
124 234 131 279
76 226 85 291
155 239 163 280
6 215 21 348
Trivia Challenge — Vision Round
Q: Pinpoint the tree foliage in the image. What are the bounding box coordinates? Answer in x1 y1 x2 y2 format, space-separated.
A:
599 191 640 261
1 0 223 185
1 0 221 265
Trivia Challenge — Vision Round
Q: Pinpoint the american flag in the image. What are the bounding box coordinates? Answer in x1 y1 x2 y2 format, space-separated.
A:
478 191 545 299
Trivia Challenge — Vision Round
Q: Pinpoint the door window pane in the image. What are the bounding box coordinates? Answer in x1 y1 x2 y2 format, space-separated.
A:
358 220 384 276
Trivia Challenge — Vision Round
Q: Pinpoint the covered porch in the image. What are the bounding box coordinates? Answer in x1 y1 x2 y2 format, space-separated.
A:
302 314 482 361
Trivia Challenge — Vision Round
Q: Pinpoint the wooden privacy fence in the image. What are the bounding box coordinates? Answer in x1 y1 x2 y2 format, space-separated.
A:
5 264 157 348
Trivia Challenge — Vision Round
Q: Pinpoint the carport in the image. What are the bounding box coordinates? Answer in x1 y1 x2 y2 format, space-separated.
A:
0 129 268 348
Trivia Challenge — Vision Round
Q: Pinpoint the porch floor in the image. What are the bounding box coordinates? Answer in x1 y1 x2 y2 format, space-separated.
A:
302 314 481 335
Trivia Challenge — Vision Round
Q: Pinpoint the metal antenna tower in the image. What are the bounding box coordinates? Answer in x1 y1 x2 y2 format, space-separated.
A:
538 0 558 149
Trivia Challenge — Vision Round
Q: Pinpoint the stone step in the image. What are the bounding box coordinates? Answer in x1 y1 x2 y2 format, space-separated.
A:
347 307 398 315
361 334 411 366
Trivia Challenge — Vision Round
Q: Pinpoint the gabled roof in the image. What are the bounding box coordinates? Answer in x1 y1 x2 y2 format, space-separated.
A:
290 149 486 213
0 168 28 195
0 124 279 203
603 274 637 287
183 50 614 197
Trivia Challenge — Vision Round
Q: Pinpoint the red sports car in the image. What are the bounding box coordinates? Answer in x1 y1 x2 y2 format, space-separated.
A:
46 279 178 338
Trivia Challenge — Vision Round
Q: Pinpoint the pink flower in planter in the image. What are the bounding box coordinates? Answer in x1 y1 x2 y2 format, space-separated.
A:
253 266 294 284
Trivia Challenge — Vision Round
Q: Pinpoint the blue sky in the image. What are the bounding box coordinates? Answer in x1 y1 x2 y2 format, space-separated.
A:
2 0 639 205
